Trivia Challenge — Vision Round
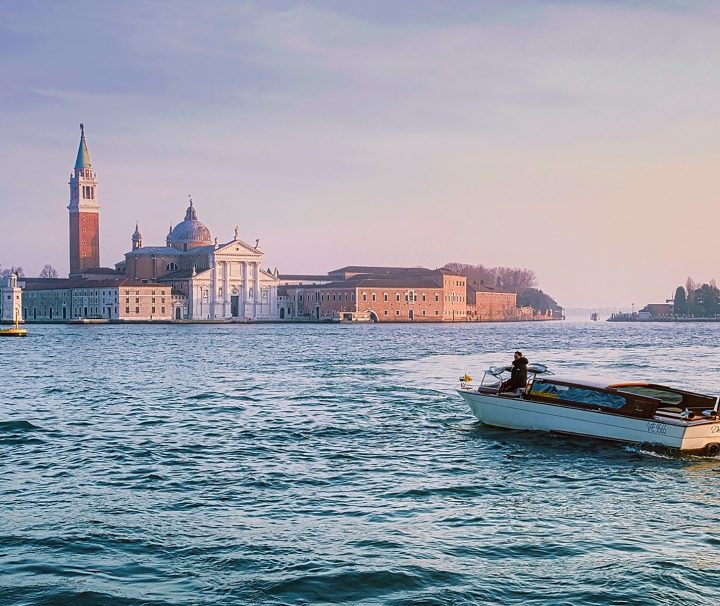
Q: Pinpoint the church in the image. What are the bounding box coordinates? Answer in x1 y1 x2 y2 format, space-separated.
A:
55 124 280 322
116 199 280 320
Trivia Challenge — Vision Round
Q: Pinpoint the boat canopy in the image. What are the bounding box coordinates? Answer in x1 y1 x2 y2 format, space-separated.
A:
487 363 551 377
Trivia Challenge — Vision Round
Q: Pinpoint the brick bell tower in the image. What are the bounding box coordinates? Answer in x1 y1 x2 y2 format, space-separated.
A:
68 123 100 275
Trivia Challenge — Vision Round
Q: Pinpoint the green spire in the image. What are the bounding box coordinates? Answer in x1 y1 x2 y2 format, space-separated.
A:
74 123 92 170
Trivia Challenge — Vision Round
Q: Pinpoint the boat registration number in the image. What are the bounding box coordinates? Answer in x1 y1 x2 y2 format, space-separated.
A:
646 422 668 435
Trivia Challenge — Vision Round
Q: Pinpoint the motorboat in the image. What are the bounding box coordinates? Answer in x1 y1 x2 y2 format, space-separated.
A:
457 364 720 455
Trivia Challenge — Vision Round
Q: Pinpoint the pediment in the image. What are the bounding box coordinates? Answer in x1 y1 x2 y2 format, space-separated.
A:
215 239 264 258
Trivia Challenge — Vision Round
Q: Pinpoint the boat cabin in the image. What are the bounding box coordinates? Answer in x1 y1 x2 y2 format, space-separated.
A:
472 367 719 421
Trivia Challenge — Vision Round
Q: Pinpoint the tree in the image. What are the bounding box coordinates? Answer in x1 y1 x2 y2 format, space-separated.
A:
695 283 720 318
0 265 25 278
518 288 561 313
444 262 537 296
39 264 59 278
673 286 688 317
685 276 697 311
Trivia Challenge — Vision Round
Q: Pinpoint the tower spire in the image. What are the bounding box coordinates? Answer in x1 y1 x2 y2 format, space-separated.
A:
75 123 92 170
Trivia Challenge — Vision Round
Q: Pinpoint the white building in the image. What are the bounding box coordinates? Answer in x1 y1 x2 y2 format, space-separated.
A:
117 201 279 321
0 273 22 323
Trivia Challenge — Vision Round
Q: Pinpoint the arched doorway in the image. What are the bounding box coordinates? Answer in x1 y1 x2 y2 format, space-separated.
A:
315 306 320 320
409 309 414 322
368 311 379 323
280 308 285 319
175 307 182 320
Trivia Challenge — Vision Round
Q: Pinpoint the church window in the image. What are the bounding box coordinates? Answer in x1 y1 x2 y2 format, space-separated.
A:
125 307 130 313
384 293 388 302
422 294 427 302
371 293 376 302
435 294 440 302
135 307 139 313
125 298 129 304
396 293 400 302
299 295 304 302
152 307 156 314
135 297 140 303
362 292 367 302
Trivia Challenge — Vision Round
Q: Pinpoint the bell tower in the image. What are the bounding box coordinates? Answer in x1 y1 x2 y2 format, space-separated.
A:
68 123 100 275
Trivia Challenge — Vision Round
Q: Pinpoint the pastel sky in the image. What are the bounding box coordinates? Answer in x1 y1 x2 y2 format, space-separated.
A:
1 0 719 309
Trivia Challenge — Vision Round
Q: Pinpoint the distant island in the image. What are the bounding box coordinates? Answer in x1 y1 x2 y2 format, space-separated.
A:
609 277 720 321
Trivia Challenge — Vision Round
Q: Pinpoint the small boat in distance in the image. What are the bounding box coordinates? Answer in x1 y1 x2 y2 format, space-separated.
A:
0 313 27 338
590 311 599 321
457 365 720 455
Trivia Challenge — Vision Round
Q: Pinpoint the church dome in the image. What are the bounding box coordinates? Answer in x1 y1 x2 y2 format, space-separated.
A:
168 200 212 250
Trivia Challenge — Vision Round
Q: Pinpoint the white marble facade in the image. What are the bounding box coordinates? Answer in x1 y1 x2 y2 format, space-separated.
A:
186 240 279 320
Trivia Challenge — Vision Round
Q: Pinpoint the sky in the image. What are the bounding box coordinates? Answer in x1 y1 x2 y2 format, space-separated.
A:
1 0 719 309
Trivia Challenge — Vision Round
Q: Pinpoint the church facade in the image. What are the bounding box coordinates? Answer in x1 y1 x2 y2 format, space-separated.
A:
117 201 279 321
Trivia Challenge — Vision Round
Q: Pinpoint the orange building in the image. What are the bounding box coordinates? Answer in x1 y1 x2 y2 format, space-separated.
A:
282 266 467 322
466 284 518 321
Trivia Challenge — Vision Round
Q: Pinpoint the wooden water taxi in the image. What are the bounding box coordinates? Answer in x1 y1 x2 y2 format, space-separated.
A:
457 365 720 455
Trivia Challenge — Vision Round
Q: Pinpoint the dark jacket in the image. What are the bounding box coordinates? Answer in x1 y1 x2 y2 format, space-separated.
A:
509 357 529 389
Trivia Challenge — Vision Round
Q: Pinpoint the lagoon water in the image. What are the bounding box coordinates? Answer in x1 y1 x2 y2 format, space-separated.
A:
1 321 720 605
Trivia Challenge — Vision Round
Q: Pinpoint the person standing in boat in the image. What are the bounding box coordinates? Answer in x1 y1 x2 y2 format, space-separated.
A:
501 351 529 392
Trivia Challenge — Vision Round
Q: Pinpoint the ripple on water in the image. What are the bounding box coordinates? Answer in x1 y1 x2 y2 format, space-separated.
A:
2 322 720 606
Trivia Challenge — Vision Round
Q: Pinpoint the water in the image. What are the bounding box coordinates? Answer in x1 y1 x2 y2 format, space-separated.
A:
1 321 719 605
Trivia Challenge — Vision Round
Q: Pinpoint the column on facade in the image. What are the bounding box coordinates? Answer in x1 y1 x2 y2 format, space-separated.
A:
223 260 230 318
253 262 260 319
242 261 249 319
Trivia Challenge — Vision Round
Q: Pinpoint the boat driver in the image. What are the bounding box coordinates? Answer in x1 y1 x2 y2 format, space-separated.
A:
501 351 529 393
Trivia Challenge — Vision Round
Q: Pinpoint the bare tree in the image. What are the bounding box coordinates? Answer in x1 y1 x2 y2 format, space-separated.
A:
39 264 59 278
444 262 537 295
685 276 697 307
0 265 25 278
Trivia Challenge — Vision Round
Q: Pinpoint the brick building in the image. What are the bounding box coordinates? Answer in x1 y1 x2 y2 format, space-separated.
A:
466 284 518 321
281 266 467 322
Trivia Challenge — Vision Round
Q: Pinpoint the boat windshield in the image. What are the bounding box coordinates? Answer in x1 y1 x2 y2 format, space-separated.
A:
614 386 683 405
530 381 626 409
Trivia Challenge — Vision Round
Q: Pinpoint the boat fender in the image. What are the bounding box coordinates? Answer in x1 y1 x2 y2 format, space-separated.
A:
705 443 720 457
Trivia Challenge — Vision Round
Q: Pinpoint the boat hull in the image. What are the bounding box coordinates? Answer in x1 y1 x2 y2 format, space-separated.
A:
457 389 720 454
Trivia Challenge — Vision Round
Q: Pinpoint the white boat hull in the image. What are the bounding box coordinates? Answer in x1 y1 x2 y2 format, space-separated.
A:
458 389 720 454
